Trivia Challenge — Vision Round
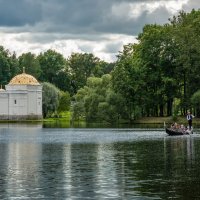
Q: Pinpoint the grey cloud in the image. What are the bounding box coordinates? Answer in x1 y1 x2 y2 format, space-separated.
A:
183 0 200 12
103 42 124 53
0 0 189 36
141 6 172 26
0 0 42 26
78 44 94 53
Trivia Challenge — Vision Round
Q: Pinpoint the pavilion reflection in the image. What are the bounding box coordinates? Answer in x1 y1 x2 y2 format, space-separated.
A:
5 142 43 198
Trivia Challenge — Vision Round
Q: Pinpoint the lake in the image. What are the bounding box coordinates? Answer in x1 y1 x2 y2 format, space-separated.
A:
0 123 200 199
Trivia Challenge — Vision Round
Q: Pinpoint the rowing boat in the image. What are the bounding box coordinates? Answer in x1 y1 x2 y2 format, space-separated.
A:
166 127 192 136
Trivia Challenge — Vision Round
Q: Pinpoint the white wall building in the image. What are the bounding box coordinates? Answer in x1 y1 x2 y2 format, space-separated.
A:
0 71 42 120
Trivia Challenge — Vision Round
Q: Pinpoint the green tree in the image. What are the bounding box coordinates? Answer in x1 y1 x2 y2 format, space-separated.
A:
57 91 71 114
169 10 200 114
0 46 19 86
112 43 145 120
191 90 200 117
137 24 180 116
68 53 100 94
72 74 127 123
72 102 85 121
38 49 67 83
42 82 61 118
18 52 41 79
93 61 115 77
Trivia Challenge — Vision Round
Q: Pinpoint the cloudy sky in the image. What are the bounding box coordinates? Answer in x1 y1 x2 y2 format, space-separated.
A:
0 0 199 62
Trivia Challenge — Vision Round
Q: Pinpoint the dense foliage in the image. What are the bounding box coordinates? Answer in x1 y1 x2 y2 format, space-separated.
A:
72 74 126 123
0 46 19 86
110 9 200 120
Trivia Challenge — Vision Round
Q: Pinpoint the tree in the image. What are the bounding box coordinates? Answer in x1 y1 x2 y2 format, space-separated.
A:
191 90 200 117
57 91 71 114
92 61 115 77
42 82 61 118
112 43 145 120
0 46 19 86
72 102 85 121
169 10 200 114
137 24 180 116
38 49 67 83
68 53 100 94
72 74 126 123
53 67 72 93
18 52 41 79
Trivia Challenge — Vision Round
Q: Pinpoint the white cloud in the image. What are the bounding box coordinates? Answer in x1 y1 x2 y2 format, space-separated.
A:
0 32 137 62
128 0 189 19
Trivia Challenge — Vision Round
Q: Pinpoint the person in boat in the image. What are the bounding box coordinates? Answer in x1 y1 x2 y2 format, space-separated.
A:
180 124 185 130
170 122 175 128
186 111 194 130
170 122 186 131
168 122 191 135
170 122 180 130
180 124 189 134
173 122 179 129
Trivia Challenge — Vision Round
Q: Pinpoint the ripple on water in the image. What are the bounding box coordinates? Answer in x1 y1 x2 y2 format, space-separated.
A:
0 126 200 199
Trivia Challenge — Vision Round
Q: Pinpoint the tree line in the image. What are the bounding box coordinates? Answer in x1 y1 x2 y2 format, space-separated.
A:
0 47 114 118
1 9 200 122
73 9 200 122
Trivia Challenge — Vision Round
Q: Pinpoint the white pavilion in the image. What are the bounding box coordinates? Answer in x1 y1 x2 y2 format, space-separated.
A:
0 70 43 120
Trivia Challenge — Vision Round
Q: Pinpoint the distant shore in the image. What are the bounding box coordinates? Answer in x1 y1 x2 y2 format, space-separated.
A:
134 116 200 125
0 116 198 123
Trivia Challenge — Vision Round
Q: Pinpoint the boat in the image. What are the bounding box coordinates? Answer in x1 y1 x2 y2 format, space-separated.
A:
165 127 193 136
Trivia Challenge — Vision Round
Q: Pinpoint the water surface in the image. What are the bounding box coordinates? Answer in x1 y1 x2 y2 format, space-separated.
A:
0 124 200 199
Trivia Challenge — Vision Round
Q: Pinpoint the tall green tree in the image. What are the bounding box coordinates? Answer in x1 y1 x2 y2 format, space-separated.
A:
38 50 67 83
0 46 19 86
68 53 100 94
191 90 200 117
18 52 41 79
112 43 145 120
53 67 71 93
137 24 180 116
169 10 200 114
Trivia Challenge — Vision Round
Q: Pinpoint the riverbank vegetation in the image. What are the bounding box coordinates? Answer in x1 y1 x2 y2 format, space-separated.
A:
1 9 200 124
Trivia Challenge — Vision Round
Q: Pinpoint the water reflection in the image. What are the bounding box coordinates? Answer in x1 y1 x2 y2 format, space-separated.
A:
42 120 165 129
1 125 200 199
38 144 70 199
0 127 42 199
164 136 195 170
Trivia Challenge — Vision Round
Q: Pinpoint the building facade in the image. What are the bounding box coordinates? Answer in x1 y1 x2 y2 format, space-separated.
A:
0 72 42 120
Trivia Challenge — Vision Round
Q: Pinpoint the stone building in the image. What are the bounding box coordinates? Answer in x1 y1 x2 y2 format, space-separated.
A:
0 71 42 120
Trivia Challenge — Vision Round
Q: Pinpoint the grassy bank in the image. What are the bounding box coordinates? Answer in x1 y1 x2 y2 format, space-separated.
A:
1 112 200 127
44 115 200 126
134 116 200 126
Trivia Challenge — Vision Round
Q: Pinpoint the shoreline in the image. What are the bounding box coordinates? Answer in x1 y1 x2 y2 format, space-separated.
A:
0 116 199 125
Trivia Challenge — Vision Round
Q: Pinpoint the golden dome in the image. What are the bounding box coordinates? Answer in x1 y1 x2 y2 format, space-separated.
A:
9 72 40 85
